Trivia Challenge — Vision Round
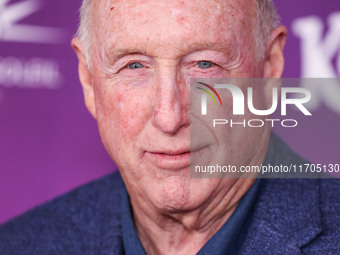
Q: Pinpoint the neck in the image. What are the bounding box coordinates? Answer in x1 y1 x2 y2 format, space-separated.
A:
130 178 256 255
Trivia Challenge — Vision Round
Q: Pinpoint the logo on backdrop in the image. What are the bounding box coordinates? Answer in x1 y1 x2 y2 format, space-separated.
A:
293 12 340 114
0 0 67 98
0 0 66 44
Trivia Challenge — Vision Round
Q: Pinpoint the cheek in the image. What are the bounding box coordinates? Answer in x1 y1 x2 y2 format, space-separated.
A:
118 96 149 138
117 94 150 137
94 84 152 146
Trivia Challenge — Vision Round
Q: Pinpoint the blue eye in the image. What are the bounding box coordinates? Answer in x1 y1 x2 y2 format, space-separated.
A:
197 61 213 69
128 62 144 69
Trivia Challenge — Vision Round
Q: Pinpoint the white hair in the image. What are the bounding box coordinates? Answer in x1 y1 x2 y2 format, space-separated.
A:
76 0 93 69
253 0 280 60
76 0 280 69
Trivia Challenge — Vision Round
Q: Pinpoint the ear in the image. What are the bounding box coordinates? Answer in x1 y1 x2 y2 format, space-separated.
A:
263 25 287 78
71 38 97 119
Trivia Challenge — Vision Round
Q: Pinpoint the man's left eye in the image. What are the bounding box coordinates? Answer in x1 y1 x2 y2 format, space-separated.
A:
128 62 144 69
197 61 214 69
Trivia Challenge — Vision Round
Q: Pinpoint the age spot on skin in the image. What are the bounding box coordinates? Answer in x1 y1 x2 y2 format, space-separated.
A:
117 93 123 103
177 16 187 25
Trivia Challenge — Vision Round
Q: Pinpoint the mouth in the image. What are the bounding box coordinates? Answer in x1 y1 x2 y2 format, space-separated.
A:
144 149 192 170
152 151 191 159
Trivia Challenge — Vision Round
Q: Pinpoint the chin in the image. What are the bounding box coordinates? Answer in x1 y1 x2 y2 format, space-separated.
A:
149 176 214 213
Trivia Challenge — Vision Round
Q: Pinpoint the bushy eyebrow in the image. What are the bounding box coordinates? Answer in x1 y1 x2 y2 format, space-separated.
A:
101 46 146 72
185 41 235 53
106 48 148 61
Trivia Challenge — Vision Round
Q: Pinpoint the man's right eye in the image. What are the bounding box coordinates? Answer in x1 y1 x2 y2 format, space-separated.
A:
197 61 214 69
128 62 144 69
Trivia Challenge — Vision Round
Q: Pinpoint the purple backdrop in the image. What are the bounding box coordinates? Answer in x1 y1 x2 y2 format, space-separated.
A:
0 0 339 224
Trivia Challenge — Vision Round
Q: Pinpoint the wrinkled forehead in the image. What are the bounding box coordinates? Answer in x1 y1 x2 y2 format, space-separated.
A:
93 0 252 16
91 0 256 56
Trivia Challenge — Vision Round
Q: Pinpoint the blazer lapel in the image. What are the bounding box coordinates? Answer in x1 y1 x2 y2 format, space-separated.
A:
71 174 125 254
241 178 323 254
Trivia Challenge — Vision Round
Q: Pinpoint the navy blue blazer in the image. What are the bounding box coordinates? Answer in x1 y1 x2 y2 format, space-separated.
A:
1 134 340 254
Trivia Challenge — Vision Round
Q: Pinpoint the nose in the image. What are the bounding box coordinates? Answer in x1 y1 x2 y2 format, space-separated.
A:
152 72 189 135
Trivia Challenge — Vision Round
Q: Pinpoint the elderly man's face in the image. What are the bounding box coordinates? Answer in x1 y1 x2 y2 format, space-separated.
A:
78 0 276 212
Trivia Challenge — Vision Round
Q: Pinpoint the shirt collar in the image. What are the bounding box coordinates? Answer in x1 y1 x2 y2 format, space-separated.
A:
121 188 146 255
